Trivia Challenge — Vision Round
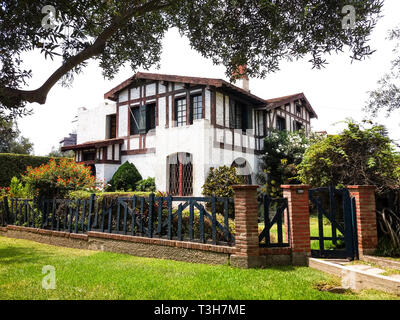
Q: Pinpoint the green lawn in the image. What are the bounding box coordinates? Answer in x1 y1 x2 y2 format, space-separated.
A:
0 237 398 300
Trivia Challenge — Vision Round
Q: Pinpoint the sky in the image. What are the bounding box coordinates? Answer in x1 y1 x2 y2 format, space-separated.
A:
17 0 400 156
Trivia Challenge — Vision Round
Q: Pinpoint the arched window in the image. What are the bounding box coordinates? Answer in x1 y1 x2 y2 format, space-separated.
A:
167 153 193 196
231 158 252 185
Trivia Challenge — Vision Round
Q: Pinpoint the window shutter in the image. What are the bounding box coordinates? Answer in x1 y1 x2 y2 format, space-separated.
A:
229 99 235 129
139 105 147 134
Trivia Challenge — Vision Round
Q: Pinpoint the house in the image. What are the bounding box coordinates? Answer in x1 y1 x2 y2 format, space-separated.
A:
61 72 318 196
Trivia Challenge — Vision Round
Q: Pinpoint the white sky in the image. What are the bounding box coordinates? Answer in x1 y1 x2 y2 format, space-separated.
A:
17 0 400 156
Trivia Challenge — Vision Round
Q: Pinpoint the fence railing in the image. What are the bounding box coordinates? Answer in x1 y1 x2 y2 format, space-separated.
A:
1 194 235 246
258 195 290 248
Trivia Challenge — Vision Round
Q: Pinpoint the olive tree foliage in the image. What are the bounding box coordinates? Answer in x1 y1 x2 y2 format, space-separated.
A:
0 0 383 120
297 120 400 195
365 27 400 117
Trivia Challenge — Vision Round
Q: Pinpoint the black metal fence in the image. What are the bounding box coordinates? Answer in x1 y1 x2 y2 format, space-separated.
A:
1 194 235 246
258 195 290 248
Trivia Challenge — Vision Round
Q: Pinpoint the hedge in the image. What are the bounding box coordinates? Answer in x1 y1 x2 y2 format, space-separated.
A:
0 153 67 187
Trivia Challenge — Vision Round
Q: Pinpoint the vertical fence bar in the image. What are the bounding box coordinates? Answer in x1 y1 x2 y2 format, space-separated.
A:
26 201 31 227
131 196 137 236
3 197 9 226
123 201 128 235
138 197 144 234
148 193 154 238
177 204 182 241
277 205 283 245
157 197 162 237
107 205 112 233
224 198 229 242
63 202 69 231
211 196 216 245
116 200 121 234
263 195 270 246
200 205 205 244
23 201 27 225
329 186 337 245
101 200 105 233
81 200 86 233
87 194 95 231
74 199 80 233
51 199 56 230
189 200 194 241
167 195 172 240
41 200 46 229
317 198 325 254
68 205 73 233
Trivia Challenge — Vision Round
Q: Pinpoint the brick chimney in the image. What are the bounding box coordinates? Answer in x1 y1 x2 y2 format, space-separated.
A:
232 65 249 92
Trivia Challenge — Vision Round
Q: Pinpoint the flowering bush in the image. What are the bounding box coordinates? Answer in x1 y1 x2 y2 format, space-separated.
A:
22 158 98 199
257 130 317 198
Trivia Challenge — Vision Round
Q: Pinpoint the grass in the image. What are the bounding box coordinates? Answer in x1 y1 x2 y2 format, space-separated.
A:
260 215 344 250
0 237 399 300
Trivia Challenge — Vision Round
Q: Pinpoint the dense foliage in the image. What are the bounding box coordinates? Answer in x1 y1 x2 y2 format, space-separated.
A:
22 158 97 199
108 161 142 192
202 166 244 215
136 177 156 192
257 130 315 198
0 153 63 187
0 1 383 119
297 121 400 195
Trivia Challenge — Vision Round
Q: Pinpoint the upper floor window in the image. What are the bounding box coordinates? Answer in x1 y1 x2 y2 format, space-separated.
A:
276 116 286 131
295 121 303 131
229 99 252 132
192 94 203 121
107 114 116 139
296 104 302 116
130 103 156 135
175 97 187 127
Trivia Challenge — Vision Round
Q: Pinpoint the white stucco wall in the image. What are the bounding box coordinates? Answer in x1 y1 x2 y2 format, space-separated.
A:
77 102 116 144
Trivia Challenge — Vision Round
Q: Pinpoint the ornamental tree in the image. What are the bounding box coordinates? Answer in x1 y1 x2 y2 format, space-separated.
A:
0 0 383 120
297 120 400 194
22 158 98 199
257 130 316 198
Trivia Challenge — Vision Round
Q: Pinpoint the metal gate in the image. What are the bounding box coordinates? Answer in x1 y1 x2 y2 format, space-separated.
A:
309 186 358 260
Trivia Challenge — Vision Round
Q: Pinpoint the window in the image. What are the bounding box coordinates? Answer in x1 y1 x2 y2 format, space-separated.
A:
191 94 203 121
82 149 96 161
168 153 193 196
146 103 156 132
130 106 141 135
229 99 252 132
276 116 286 131
130 103 156 135
295 121 303 131
107 114 116 139
296 104 302 116
175 97 187 127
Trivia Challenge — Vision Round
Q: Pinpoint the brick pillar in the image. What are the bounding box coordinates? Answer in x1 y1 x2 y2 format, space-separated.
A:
347 185 378 257
231 185 263 268
281 185 311 266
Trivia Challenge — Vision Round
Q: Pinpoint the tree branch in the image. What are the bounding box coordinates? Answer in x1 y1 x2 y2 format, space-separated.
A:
0 0 177 108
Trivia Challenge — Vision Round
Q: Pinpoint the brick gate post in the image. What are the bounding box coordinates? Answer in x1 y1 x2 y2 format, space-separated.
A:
281 185 311 266
231 185 263 268
347 185 378 257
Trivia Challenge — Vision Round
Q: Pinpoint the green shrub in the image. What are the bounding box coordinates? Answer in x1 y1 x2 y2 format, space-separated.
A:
9 176 28 198
108 161 142 191
22 158 97 199
0 153 66 187
202 166 244 215
136 177 156 192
